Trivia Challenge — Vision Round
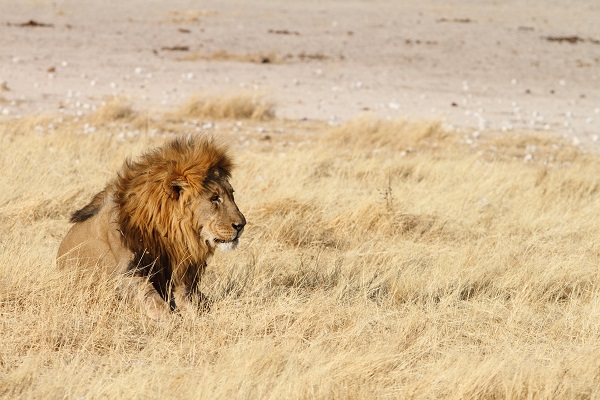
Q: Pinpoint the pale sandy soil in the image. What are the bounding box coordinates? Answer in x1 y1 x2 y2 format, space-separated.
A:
1 0 599 148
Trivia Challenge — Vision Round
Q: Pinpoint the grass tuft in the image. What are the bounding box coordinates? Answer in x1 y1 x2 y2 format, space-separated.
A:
88 97 137 125
174 93 275 120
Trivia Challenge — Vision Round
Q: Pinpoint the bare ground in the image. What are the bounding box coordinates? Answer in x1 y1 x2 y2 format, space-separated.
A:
1 0 599 147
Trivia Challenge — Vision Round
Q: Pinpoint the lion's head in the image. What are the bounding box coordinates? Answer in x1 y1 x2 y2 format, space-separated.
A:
193 170 246 252
115 136 246 265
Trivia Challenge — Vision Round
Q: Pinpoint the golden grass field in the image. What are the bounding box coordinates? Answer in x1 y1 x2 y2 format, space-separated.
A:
1 95 600 399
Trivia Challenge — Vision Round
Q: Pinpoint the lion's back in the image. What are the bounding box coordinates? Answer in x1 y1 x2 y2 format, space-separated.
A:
69 189 108 223
56 188 120 270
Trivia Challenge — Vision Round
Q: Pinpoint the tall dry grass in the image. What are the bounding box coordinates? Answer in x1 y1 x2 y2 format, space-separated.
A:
174 92 275 121
89 97 137 124
1 106 600 399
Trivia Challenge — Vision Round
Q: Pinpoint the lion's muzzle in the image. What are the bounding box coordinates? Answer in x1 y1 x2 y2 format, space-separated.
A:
210 216 246 251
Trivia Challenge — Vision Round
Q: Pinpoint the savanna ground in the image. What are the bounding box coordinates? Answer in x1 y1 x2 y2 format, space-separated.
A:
1 94 600 399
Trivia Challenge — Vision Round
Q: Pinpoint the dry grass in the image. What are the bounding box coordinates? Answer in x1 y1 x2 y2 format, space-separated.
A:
88 97 137 125
176 50 331 64
1 106 600 398
179 50 282 64
173 92 275 120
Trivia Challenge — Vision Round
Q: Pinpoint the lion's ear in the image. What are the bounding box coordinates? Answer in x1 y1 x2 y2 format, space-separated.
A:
169 177 188 200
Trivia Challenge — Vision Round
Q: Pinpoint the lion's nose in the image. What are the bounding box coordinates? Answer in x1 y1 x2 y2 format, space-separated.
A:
233 222 245 234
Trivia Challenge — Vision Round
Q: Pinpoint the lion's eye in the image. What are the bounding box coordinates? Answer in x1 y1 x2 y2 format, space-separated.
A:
210 195 221 204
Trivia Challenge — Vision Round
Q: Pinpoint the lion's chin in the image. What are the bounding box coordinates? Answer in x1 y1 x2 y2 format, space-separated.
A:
212 237 239 252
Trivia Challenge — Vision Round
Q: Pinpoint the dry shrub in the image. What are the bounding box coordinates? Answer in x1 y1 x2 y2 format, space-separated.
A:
180 50 281 64
175 93 275 120
88 97 136 125
177 51 333 64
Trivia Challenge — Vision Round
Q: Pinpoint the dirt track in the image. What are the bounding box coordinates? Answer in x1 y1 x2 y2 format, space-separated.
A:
1 0 599 148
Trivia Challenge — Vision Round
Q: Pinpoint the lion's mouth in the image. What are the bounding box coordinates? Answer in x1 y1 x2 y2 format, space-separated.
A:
211 237 239 251
214 238 238 244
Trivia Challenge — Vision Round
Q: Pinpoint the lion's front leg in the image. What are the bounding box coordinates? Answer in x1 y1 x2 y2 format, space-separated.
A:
174 286 211 316
120 275 172 321
109 235 172 321
173 266 211 317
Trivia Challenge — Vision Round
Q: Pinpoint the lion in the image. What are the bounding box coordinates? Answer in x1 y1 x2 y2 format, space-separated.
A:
57 136 246 320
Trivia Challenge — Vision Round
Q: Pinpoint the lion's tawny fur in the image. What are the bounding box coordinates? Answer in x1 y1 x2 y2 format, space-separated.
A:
57 136 246 320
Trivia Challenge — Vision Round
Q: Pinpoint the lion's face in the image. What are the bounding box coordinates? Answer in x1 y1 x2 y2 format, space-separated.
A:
189 178 246 252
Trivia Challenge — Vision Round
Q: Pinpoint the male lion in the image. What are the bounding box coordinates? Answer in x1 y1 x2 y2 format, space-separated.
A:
57 136 246 320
